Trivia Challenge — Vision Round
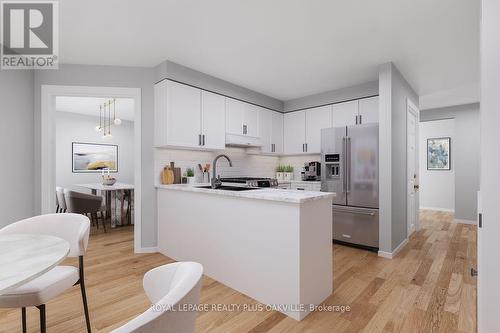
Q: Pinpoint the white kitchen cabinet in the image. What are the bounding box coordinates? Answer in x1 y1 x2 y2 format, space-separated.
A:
226 98 246 135
284 111 306 154
259 107 272 153
201 90 226 149
260 108 284 154
358 96 379 124
305 105 332 153
226 98 260 138
271 111 284 154
154 80 225 149
244 104 260 137
155 80 201 147
331 100 358 127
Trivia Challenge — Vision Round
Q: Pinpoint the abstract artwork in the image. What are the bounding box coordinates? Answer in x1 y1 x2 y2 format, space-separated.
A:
72 142 118 173
427 137 451 170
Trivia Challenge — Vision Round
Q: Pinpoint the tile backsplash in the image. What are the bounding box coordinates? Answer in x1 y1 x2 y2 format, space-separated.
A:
154 148 322 185
154 147 280 184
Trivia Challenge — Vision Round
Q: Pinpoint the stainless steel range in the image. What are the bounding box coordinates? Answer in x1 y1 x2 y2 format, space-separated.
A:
220 177 278 188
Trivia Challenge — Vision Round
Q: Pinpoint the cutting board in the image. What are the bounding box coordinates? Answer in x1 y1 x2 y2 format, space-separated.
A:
170 162 182 184
161 167 174 185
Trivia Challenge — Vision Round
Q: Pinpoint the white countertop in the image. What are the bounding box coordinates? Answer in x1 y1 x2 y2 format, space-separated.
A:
156 184 334 204
278 180 321 184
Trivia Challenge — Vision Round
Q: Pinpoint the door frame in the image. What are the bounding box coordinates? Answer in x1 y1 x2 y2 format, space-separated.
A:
406 98 420 235
41 85 143 252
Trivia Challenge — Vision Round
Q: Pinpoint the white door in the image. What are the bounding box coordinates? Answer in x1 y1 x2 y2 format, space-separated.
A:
226 98 245 135
271 111 284 154
244 103 260 137
406 99 419 235
284 111 306 154
359 96 379 124
166 80 201 147
201 91 226 150
305 105 332 153
332 100 358 127
259 107 272 153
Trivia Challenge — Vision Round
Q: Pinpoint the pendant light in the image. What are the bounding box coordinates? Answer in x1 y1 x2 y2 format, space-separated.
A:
95 105 102 132
113 98 122 125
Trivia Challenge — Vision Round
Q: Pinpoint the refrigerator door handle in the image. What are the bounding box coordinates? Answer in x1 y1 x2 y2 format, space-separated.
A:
342 137 347 193
346 136 351 193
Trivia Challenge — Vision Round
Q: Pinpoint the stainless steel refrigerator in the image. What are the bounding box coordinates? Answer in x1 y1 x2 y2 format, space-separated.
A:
321 124 379 250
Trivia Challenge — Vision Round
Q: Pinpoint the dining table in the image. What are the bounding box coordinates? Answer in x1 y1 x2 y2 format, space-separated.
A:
0 234 70 295
75 183 134 228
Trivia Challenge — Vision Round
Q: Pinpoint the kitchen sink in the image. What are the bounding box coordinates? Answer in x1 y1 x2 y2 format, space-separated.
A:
195 185 260 191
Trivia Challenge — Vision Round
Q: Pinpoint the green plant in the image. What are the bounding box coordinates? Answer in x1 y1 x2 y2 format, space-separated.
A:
284 165 294 173
186 168 195 177
276 165 285 172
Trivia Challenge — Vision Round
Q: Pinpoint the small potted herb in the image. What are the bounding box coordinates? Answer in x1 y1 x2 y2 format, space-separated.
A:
284 165 294 181
186 168 195 184
276 165 285 181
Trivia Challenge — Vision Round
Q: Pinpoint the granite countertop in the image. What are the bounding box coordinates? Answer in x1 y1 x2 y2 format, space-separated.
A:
156 184 334 204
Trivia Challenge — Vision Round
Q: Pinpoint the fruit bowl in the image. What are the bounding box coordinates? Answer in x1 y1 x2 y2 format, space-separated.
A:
102 176 116 186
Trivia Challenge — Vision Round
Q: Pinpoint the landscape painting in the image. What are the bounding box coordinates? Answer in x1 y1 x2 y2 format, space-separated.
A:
72 142 118 173
427 137 451 170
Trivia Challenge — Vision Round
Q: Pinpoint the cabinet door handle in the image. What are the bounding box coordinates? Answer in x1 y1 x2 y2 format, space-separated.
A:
198 134 202 145
202 135 205 146
305 143 308 152
359 114 362 124
302 143 305 152
243 124 247 135
355 115 358 125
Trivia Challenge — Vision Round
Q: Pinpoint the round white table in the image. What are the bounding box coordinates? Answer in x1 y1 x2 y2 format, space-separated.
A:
0 234 70 295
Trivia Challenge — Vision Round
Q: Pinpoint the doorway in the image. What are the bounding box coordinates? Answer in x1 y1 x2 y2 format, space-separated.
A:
40 85 142 252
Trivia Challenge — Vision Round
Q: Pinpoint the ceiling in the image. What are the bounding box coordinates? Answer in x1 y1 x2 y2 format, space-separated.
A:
59 0 480 101
56 96 135 121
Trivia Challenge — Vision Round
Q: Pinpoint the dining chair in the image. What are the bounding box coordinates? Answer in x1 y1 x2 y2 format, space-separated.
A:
64 189 106 232
110 262 203 333
0 213 91 333
56 187 67 213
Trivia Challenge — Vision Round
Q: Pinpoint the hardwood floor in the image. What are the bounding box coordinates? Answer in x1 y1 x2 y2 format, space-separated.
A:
0 210 476 332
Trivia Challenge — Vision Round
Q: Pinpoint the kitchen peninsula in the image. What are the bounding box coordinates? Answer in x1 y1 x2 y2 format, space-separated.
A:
156 184 334 320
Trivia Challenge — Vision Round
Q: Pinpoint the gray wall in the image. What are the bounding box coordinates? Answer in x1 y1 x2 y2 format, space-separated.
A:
283 80 379 112
390 64 419 251
155 60 283 112
33 64 157 247
420 103 480 221
378 62 419 253
0 71 35 228
55 112 135 189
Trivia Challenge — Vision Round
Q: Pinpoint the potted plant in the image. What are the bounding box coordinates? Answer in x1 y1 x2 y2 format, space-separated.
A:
276 165 285 181
186 168 196 184
284 165 294 181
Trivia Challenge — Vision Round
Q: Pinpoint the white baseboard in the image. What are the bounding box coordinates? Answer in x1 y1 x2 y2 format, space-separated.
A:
420 206 455 213
454 218 476 225
378 238 408 259
136 246 158 253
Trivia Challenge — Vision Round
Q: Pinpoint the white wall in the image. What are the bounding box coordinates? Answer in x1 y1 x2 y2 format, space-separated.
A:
479 0 500 330
0 71 34 228
419 119 455 212
56 111 134 190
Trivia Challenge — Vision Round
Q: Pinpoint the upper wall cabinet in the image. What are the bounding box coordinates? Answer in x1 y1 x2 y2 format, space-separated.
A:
358 96 379 124
226 98 260 138
305 105 333 153
154 80 225 150
259 108 283 154
332 100 358 127
284 111 306 154
284 105 332 154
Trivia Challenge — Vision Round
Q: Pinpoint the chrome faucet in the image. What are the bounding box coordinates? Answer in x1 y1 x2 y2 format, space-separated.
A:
211 154 233 188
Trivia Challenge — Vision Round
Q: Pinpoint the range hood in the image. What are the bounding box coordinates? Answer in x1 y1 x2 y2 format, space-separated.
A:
225 133 262 147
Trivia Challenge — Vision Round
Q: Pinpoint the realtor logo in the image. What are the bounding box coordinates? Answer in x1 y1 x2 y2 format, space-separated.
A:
1 0 58 69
